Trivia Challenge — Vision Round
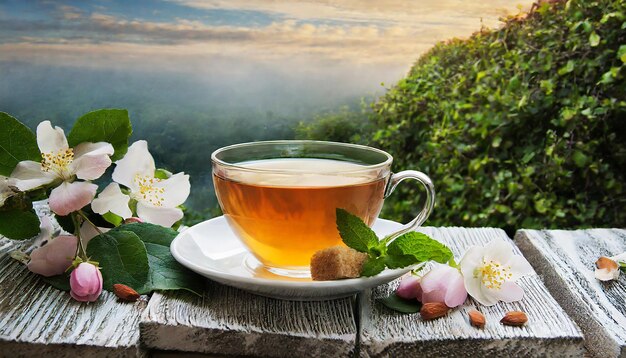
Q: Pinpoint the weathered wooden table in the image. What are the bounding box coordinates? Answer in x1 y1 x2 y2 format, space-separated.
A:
3 225 624 357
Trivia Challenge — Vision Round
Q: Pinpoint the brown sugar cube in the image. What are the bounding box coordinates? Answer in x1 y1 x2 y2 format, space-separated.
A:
310 246 368 281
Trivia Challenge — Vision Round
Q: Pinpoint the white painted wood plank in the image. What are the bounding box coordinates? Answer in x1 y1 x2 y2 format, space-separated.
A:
516 228 626 358
0 204 147 357
140 285 357 357
360 227 584 357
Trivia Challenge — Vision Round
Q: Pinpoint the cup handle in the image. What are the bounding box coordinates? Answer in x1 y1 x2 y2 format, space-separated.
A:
382 170 435 242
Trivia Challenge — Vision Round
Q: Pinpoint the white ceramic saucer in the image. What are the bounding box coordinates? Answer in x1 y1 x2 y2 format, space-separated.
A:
171 216 417 301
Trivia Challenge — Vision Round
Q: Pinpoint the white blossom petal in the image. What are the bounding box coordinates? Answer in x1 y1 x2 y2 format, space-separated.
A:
137 201 183 227
157 172 190 207
482 239 514 263
37 121 68 153
491 281 525 302
112 140 155 189
10 161 56 191
91 183 132 219
507 255 534 281
73 142 114 158
49 181 98 216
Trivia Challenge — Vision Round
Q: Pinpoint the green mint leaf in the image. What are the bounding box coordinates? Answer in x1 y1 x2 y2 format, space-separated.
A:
111 223 203 295
68 109 132 161
361 256 386 277
378 293 421 313
385 254 417 269
41 272 71 292
0 209 40 240
336 208 380 254
619 261 626 273
387 232 453 268
0 112 40 176
87 230 150 291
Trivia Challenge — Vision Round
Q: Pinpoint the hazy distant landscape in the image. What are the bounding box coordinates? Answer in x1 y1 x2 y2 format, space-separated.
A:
0 60 382 211
0 0 534 217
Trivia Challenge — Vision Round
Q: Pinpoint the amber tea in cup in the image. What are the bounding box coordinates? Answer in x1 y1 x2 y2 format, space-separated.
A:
212 141 434 278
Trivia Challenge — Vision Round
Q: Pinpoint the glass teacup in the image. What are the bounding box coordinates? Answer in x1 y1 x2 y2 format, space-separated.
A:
212 140 434 278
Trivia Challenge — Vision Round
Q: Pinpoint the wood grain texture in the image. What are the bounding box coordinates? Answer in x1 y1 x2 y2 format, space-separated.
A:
360 227 584 357
0 205 147 357
140 283 357 357
516 229 626 358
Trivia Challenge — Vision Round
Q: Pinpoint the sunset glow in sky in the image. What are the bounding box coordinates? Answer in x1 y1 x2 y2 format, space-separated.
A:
1 0 532 78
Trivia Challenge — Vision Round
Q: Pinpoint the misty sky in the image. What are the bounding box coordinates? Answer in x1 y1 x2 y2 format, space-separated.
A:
0 0 533 94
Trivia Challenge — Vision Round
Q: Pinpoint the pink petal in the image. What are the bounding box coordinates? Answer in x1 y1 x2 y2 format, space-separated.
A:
422 290 446 304
420 263 452 292
396 275 422 300
27 235 77 277
72 152 112 180
492 281 525 303
49 181 98 216
444 272 468 307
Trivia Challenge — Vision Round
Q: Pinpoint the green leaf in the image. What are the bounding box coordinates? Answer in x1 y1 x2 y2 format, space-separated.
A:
378 293 421 313
361 256 386 277
336 208 380 254
68 109 132 161
387 232 453 267
154 168 172 179
589 32 600 47
87 230 150 291
558 60 575 75
0 209 40 240
41 272 71 291
0 112 40 176
572 150 588 167
111 223 203 295
103 211 123 226
618 45 626 64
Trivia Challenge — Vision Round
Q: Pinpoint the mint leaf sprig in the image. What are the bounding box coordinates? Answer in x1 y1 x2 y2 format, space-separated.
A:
336 208 452 277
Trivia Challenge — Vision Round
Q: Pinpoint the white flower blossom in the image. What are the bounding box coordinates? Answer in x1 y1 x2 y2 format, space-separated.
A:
459 239 534 306
92 140 190 227
10 121 114 215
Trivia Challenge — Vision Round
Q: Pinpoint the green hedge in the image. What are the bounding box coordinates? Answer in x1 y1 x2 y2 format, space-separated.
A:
303 0 626 233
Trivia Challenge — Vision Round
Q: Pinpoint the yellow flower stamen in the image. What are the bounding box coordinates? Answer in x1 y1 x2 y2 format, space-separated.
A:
134 175 165 206
41 148 74 179
474 259 513 290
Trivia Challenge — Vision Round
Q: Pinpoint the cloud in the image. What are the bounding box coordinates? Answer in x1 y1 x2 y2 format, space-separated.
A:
0 0 534 72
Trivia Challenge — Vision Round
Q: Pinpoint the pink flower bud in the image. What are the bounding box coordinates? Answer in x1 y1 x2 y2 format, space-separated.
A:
70 262 103 302
420 263 467 308
123 217 143 224
28 235 78 277
396 274 423 300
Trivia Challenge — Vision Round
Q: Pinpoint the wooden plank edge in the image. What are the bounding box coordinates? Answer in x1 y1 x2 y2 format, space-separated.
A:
515 229 623 358
0 339 147 357
139 321 356 358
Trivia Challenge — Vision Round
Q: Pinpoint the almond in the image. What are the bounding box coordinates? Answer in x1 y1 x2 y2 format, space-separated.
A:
500 311 528 326
468 309 486 328
420 302 449 320
113 284 140 302
596 256 618 271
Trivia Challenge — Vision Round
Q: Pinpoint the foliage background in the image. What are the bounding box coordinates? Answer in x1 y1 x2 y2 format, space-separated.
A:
299 0 626 234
